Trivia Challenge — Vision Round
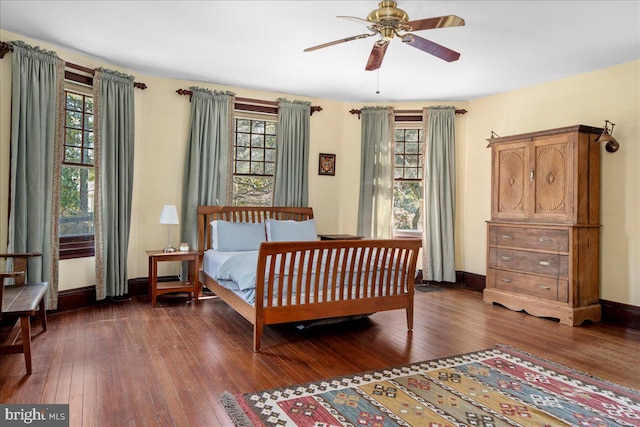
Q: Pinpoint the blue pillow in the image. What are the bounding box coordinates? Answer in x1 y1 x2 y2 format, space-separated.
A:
210 220 266 251
266 219 317 242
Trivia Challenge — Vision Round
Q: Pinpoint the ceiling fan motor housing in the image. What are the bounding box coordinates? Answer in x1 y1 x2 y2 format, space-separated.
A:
367 1 409 26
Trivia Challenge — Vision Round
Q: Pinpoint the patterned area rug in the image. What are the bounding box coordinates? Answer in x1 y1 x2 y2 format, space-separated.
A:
221 345 640 427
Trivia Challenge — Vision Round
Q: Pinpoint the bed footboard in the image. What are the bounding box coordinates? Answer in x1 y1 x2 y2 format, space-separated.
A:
252 239 421 351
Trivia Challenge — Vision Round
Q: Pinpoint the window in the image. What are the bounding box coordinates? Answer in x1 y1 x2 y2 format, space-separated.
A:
59 89 95 259
393 127 423 237
232 117 277 206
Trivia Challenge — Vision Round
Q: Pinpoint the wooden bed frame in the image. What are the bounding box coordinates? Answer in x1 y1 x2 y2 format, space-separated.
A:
197 206 421 352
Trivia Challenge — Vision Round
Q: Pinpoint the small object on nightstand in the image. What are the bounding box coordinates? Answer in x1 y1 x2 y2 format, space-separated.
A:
179 243 189 252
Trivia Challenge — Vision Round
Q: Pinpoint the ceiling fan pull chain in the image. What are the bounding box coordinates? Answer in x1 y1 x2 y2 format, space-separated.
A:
376 69 380 94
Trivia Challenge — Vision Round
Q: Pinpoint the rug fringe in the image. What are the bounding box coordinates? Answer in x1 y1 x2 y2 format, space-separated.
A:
221 391 255 427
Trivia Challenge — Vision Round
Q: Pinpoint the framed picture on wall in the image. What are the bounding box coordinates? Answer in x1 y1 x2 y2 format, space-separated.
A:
318 153 336 176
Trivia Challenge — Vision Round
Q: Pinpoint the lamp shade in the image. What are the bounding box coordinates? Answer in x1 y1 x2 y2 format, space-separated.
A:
159 205 179 225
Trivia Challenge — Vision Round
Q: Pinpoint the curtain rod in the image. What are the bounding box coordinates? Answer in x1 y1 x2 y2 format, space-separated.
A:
0 41 147 89
176 88 323 115
348 108 468 119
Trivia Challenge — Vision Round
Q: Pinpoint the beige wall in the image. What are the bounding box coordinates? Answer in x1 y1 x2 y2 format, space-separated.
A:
463 61 640 306
1 29 638 306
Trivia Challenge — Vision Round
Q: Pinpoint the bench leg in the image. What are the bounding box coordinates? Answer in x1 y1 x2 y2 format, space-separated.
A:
39 299 47 332
19 316 33 375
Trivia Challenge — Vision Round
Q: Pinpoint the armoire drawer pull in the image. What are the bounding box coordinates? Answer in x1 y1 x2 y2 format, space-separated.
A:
501 278 512 283
501 234 513 239
501 256 512 261
539 285 551 290
539 261 552 266
538 237 552 243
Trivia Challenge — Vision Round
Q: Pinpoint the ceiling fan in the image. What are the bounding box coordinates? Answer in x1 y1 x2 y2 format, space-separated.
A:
304 0 465 71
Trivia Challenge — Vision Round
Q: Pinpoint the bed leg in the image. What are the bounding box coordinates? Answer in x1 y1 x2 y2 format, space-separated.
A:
406 306 414 331
253 323 263 352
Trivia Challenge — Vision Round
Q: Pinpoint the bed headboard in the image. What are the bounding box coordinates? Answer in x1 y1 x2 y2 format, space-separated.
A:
197 206 314 252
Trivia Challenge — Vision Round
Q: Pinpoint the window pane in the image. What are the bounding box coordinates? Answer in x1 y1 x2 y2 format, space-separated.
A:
66 129 82 147
236 147 250 161
85 131 94 149
393 181 422 231
60 165 94 237
251 148 264 162
84 97 94 114
405 129 419 142
237 119 250 132
67 111 82 128
235 161 250 174
65 147 82 163
236 133 250 147
250 162 264 175
251 121 265 133
265 135 276 148
251 134 264 148
83 148 94 164
232 176 273 206
264 162 275 175
406 154 418 167
66 93 83 111
405 168 418 179
265 122 276 134
406 142 419 154
84 114 93 131
265 149 276 162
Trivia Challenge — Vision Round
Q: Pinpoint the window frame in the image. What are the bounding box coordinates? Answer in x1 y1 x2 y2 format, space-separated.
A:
59 82 95 260
393 122 424 239
231 113 278 207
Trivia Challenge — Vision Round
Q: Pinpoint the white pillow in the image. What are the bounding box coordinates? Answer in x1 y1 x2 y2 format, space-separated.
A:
265 219 317 242
210 220 266 251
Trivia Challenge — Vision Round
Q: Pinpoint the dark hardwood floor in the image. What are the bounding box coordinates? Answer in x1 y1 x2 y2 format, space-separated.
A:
1 287 639 426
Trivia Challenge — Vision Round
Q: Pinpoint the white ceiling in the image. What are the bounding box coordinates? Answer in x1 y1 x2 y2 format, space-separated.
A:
1 1 639 102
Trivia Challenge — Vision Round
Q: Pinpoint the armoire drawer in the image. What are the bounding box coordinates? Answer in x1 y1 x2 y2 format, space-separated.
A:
489 225 569 252
488 248 568 277
487 268 569 302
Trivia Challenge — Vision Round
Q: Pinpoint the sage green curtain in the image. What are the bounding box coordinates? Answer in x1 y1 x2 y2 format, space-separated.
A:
94 68 136 299
357 107 394 239
274 99 311 207
7 40 64 309
422 106 456 282
180 87 234 252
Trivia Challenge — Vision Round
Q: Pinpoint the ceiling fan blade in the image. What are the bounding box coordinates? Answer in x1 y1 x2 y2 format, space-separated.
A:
403 34 460 62
337 15 374 26
304 33 374 52
365 42 389 71
406 15 465 32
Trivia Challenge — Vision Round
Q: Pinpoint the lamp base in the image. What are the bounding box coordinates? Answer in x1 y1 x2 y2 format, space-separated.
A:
163 246 177 253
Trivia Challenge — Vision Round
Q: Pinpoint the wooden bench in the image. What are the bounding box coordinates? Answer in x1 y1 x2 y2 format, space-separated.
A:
1 253 48 375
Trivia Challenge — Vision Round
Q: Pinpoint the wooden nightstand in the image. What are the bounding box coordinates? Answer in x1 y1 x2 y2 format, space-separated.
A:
146 250 201 307
318 234 364 240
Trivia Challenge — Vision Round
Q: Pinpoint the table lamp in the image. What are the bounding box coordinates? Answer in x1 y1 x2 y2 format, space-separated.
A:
159 205 179 253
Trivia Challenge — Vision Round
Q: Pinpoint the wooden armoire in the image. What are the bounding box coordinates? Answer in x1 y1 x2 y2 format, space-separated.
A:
484 125 602 325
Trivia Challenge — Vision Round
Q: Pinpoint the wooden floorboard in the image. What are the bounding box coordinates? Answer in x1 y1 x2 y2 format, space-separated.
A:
1 287 639 426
